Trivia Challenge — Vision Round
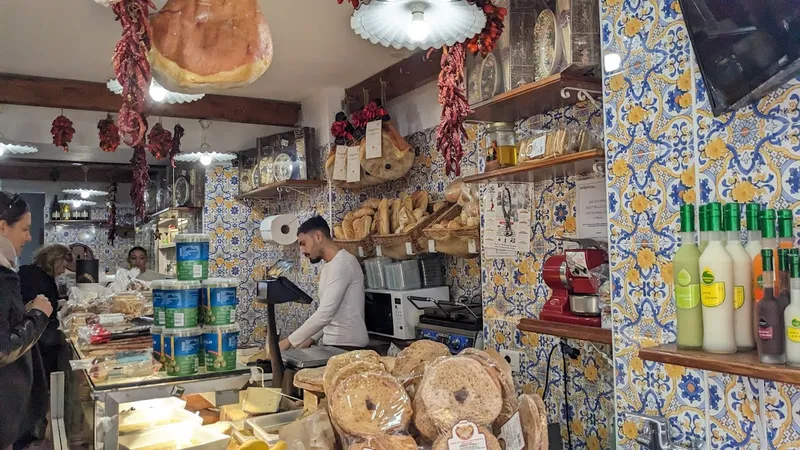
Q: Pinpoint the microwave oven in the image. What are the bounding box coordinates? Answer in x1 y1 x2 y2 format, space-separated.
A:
364 287 449 340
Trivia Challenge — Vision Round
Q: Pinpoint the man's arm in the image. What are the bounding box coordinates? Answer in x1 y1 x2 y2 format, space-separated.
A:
287 265 352 347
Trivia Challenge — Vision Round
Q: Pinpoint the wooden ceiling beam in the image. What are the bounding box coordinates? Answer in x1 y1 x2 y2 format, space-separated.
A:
1 158 134 183
344 50 441 113
0 73 301 128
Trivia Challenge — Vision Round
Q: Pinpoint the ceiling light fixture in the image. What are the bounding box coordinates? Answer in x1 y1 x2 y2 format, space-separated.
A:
62 167 108 199
0 134 39 157
60 199 97 209
351 0 486 51
106 78 205 104
174 120 237 167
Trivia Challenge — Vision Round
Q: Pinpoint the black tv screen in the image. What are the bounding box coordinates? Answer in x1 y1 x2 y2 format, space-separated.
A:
677 0 800 115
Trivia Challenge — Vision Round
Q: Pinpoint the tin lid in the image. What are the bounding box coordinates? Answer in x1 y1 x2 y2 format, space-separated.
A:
162 326 203 337
157 280 201 290
201 278 240 288
791 249 800 278
202 324 241 334
779 248 791 271
150 326 163 334
174 234 210 243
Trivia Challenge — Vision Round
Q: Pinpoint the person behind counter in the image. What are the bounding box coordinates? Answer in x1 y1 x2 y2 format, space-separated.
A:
128 246 167 281
279 216 368 351
0 192 53 450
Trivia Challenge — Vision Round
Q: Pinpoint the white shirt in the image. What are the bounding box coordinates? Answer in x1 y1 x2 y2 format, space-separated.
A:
288 249 368 348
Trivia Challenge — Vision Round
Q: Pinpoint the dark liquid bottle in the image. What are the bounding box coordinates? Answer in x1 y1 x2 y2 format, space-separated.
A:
778 248 791 311
757 248 787 364
50 195 60 220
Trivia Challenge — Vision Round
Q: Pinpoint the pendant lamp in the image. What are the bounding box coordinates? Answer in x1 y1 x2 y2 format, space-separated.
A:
107 78 205 104
0 135 38 157
350 0 486 51
62 167 107 199
173 120 236 166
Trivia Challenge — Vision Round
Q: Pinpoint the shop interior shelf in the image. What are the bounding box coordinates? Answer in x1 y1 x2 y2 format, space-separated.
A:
236 179 327 200
463 149 604 184
517 318 612 344
48 219 107 225
638 343 800 384
468 72 601 123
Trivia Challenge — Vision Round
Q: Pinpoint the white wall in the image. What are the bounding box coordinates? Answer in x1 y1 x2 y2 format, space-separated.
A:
300 87 346 147
386 81 441 136
0 179 132 207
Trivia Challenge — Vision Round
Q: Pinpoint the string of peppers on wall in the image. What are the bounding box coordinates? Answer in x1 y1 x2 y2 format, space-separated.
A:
335 0 507 175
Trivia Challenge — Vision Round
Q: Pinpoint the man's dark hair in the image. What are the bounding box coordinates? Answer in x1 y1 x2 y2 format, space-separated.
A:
297 216 331 239
128 246 148 258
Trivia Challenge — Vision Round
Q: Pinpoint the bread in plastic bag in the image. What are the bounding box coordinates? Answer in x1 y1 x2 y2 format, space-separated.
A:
347 434 418 450
459 348 518 426
323 350 382 395
329 360 386 395
401 361 429 401
280 408 336 450
445 179 464 203
328 371 412 439
294 366 326 392
412 395 439 443
517 394 548 450
431 422 501 450
381 356 396 373
391 340 450 379
417 356 503 432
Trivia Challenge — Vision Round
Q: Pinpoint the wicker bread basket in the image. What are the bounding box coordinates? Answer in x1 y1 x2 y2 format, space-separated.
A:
335 236 375 259
422 205 480 258
372 206 449 260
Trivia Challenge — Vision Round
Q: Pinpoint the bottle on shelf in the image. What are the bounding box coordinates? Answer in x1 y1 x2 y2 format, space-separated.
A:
674 204 703 349
49 195 60 221
699 202 736 354
777 209 794 292
724 203 754 351
60 201 71 222
757 248 787 364
753 209 778 304
699 204 709 252
744 203 762 260
784 249 800 367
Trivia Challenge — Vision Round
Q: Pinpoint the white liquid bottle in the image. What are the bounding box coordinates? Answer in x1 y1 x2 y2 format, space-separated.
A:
784 249 800 366
744 203 762 259
699 202 737 354
724 203 754 350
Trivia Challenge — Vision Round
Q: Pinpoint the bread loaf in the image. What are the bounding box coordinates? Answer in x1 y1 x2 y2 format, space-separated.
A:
329 371 412 437
329 360 385 396
294 367 325 392
460 348 517 426
379 199 391 235
323 350 382 395
347 435 418 450
392 340 451 379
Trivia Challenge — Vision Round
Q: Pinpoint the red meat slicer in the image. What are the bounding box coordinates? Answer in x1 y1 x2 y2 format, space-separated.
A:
540 238 608 327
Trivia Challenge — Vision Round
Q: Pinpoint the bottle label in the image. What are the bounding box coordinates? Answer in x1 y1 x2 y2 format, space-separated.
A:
734 286 745 309
675 268 700 309
758 317 773 340
789 318 800 343
700 268 725 307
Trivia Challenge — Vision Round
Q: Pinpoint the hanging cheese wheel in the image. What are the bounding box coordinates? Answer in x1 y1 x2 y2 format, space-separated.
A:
149 0 274 93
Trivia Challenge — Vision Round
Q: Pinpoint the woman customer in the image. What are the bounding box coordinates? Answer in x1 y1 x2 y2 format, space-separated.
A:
0 192 53 450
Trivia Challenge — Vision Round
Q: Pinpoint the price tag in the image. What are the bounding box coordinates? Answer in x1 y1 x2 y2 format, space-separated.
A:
468 239 477 253
365 120 382 159
280 138 289 147
333 145 348 181
358 246 365 258
346 146 360 183
405 242 414 255
498 412 525 450
375 245 383 257
428 240 436 253
529 135 546 158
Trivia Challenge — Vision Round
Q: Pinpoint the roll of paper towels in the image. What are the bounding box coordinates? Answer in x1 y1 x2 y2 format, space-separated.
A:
260 215 299 245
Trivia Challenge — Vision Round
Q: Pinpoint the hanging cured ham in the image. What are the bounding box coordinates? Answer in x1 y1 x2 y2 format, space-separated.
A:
149 0 274 93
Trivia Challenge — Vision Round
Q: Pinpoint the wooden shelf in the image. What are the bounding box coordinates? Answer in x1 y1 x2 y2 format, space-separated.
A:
48 219 107 225
517 319 612 344
463 149 603 184
468 72 601 123
150 206 202 219
158 243 176 250
236 179 327 200
638 343 800 384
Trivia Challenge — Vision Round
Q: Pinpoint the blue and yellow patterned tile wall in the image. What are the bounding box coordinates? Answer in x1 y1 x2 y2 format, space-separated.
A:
602 0 800 447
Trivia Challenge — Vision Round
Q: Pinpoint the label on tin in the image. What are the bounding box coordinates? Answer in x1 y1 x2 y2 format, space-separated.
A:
202 287 238 325
163 334 200 376
176 242 209 280
203 330 239 371
164 289 199 328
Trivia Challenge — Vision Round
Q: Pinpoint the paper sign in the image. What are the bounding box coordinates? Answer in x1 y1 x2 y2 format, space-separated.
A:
358 247 365 258
468 239 477 254
529 135 546 159
428 240 436 253
346 146 360 183
575 178 609 239
375 245 383 257
498 412 525 450
405 242 414 255
365 120 382 159
332 145 348 181
447 421 488 450
515 209 531 253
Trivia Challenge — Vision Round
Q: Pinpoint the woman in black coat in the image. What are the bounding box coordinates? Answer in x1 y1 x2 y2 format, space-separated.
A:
0 193 53 450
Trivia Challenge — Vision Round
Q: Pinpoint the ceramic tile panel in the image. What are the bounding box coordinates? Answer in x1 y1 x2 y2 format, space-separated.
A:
707 373 763 449
764 381 800 449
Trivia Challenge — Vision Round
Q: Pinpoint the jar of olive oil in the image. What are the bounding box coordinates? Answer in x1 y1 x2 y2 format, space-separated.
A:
485 122 517 167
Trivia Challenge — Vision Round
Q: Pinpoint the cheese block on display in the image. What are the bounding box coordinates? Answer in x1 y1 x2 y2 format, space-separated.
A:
149 0 274 93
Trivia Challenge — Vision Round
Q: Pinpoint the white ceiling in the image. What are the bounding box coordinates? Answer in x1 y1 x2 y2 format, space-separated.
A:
0 0 407 102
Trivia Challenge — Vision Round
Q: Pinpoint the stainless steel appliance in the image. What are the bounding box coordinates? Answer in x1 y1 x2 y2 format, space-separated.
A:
364 287 449 340
416 298 483 353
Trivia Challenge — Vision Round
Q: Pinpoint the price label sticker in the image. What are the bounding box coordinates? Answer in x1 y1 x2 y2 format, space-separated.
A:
365 120 382 159
468 239 477 253
405 242 414 255
346 146 361 183
375 245 383 257
428 240 436 253
333 145 348 181
358 246 365 258
498 413 524 450
529 135 546 158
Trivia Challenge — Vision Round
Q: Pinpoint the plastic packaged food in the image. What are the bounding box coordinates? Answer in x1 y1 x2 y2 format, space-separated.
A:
203 324 240 371
327 371 412 438
160 280 201 328
175 234 210 281
391 339 450 379
118 404 202 434
278 409 336 450
459 348 518 426
200 278 239 325
72 348 159 383
118 421 228 450
322 350 382 395
162 327 202 376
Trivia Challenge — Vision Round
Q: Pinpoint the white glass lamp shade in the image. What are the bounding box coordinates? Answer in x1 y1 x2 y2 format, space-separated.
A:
62 189 107 198
0 137 38 157
59 199 97 208
106 78 205 104
174 152 237 166
351 0 486 51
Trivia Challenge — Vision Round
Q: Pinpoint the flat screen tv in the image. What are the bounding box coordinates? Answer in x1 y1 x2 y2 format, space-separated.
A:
677 0 800 115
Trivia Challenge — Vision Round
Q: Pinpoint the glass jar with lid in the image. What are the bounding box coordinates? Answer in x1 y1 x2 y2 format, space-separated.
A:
485 122 517 168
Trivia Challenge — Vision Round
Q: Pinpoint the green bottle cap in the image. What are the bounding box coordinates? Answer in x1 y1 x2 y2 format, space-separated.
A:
707 202 723 232
679 204 695 233
761 209 777 239
723 203 740 232
746 203 761 231
778 209 794 238
778 248 790 271
762 248 774 271
699 204 708 232
791 251 800 279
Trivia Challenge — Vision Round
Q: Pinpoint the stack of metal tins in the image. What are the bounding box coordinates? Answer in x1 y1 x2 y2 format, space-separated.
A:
201 278 240 372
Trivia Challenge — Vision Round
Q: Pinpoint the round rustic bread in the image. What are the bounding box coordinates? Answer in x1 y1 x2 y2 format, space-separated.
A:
518 394 543 450
392 340 450 378
330 361 385 396
329 371 412 437
412 393 439 442
347 434 418 450
293 366 325 392
323 350 382 395
531 394 548 450
418 356 502 430
431 423 501 450
380 356 396 373
401 361 429 401
459 348 518 425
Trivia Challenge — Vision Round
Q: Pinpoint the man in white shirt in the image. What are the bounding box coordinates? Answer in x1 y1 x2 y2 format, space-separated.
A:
128 247 167 281
279 216 369 350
